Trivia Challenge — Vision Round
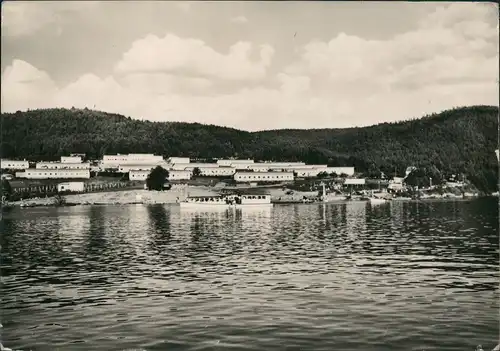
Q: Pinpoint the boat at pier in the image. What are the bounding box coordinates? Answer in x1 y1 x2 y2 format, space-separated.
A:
319 182 347 203
369 197 388 204
179 194 273 209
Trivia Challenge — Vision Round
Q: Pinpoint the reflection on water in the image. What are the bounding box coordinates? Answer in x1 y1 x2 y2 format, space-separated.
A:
1 198 499 351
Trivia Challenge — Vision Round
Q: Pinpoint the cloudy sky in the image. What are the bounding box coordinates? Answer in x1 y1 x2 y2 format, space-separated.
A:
1 1 498 131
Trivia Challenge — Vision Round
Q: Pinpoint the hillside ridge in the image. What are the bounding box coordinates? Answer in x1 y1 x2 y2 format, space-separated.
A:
1 105 498 190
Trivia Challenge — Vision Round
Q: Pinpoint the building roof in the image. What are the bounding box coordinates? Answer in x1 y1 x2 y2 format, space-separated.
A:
344 178 366 185
235 171 294 175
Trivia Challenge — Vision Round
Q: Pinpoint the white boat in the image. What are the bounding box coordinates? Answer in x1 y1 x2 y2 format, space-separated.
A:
323 194 347 202
319 182 346 203
392 196 412 201
179 194 273 209
369 197 388 204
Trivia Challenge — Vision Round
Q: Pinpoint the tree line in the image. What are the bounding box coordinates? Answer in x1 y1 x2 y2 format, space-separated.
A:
1 105 498 191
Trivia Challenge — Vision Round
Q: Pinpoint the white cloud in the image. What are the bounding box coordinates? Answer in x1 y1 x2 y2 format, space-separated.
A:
1 1 100 37
1 3 498 130
114 33 274 81
175 2 191 12
230 16 248 24
1 60 58 110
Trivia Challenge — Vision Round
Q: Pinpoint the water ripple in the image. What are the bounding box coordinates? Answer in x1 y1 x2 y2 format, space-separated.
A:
1 198 498 351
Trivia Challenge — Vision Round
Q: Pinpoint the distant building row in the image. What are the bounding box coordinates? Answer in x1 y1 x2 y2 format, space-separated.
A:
3 153 355 180
128 170 296 183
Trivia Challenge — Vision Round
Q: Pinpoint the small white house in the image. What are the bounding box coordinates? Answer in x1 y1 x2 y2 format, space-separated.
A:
168 157 190 164
61 156 82 163
102 154 129 166
16 169 91 179
57 182 85 193
129 170 150 180
388 177 405 191
169 170 192 180
234 172 294 183
1 159 29 170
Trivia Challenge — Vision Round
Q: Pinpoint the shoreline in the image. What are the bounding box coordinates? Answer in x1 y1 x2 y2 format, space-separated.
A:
6 187 493 209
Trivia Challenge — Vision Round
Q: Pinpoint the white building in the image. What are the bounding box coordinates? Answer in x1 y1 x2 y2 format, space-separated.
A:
129 170 150 181
127 154 163 163
231 163 254 170
61 156 82 163
217 159 254 166
101 154 164 169
170 163 219 171
260 162 306 167
168 157 190 164
118 162 168 173
57 182 85 192
293 168 325 177
196 167 236 176
181 163 219 169
102 154 129 165
234 172 294 183
388 177 405 191
344 178 366 186
247 164 276 172
129 169 192 181
167 163 237 176
36 162 91 170
169 170 192 180
1 159 29 170
16 169 90 179
325 167 355 176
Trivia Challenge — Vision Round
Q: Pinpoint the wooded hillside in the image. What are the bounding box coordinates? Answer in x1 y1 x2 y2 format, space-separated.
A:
2 105 498 190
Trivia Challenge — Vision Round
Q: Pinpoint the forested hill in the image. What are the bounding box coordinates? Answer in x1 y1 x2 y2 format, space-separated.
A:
1 105 498 190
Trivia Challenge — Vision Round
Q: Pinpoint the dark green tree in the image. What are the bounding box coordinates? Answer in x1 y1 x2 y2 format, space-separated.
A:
317 171 329 178
404 169 429 188
192 167 202 178
2 179 12 200
426 165 444 186
146 166 169 191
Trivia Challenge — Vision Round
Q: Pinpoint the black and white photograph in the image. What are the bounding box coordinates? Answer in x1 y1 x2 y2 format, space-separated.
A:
1 1 499 350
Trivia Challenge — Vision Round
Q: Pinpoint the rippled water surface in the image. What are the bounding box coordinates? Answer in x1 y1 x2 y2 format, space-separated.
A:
1 198 499 351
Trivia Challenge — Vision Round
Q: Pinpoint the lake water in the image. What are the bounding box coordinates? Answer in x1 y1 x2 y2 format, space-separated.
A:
1 198 498 351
